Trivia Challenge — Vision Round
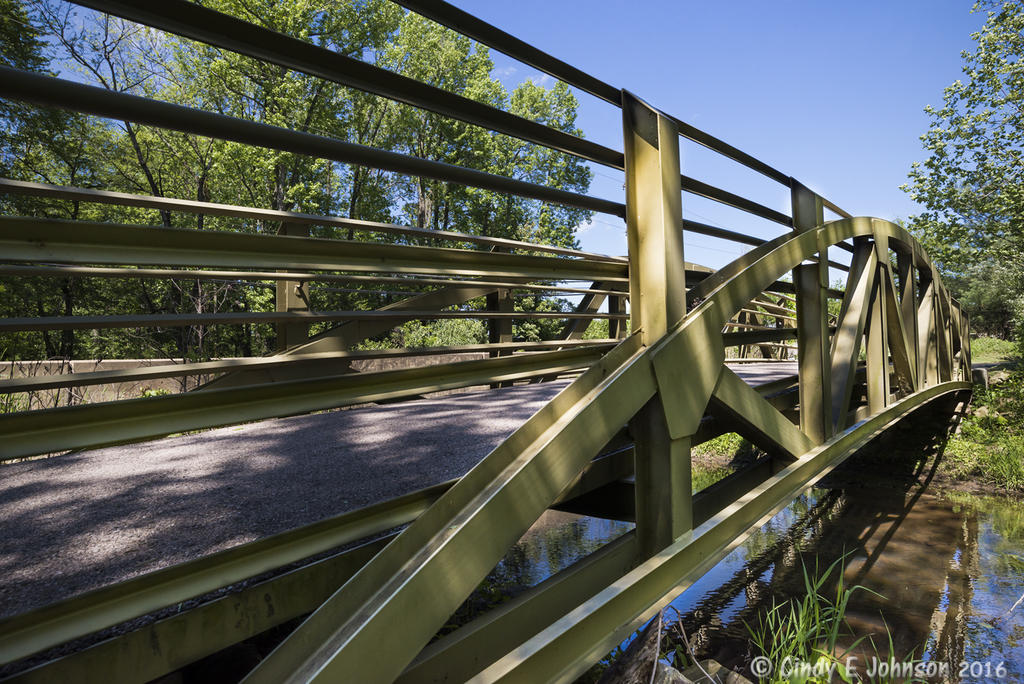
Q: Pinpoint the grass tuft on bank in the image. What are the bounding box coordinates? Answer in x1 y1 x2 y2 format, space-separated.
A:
970 336 1020 364
942 362 1024 491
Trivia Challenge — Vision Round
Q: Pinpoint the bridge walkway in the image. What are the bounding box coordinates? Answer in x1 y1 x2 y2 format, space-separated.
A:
0 363 796 621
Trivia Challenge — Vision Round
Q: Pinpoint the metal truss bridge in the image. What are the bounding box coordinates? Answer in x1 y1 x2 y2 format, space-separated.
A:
0 1 971 681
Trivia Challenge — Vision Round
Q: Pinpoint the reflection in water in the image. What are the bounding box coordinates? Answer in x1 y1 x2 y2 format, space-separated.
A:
660 407 1024 680
489 511 633 588
440 511 633 635
449 400 1024 681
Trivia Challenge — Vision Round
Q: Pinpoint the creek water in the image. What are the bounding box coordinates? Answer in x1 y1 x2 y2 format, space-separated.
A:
456 419 1024 681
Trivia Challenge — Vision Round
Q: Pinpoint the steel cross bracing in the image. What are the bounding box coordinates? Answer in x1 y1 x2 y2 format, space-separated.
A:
0 1 970 682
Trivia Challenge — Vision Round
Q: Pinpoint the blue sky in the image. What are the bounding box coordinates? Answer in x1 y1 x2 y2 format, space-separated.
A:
452 0 985 268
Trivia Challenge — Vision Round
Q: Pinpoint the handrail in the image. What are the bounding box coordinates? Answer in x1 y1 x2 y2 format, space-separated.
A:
0 346 609 462
0 178 625 262
393 0 623 105
0 67 626 217
6 0 856 240
394 0 794 187
0 309 626 333
682 174 792 226
0 340 617 394
32 0 858 245
0 216 630 281
0 265 628 296
71 0 625 169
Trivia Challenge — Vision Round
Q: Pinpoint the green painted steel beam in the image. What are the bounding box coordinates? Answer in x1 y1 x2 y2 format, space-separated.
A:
830 245 877 430
0 263 628 297
0 309 625 333
0 346 606 461
682 174 792 227
557 282 610 341
683 218 769 247
472 381 971 683
0 216 628 281
69 1 623 169
205 282 506 387
708 366 813 460
5 537 393 684
0 178 623 264
792 181 831 443
393 0 622 105
0 67 625 217
398 533 639 684
0 341 617 394
621 90 692 557
241 335 653 683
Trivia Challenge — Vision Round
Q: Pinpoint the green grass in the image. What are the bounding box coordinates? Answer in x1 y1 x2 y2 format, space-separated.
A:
942 366 1024 491
744 556 919 684
970 336 1019 364
745 556 866 684
690 433 762 492
692 432 762 463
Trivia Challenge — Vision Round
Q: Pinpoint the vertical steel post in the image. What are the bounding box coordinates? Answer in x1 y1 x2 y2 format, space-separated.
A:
933 275 951 383
622 90 691 557
608 293 626 339
487 288 514 347
896 249 919 390
791 180 830 444
963 311 972 374
865 277 889 412
488 287 514 388
865 232 891 412
939 288 954 382
275 222 310 351
918 269 939 387
952 306 965 380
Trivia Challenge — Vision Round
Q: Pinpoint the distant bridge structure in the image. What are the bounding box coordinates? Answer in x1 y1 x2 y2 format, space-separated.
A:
0 1 971 682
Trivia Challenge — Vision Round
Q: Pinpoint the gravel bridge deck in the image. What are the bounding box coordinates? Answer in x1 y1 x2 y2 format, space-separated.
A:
0 361 797 619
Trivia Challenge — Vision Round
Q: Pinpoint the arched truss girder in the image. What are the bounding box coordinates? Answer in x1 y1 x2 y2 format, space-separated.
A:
238 217 971 683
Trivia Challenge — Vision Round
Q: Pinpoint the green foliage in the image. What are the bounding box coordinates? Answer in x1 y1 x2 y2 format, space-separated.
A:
512 295 570 342
942 368 1024 490
581 318 609 340
944 262 1023 339
692 432 761 464
969 335 1019 364
354 318 487 350
745 556 883 684
902 1 1024 337
395 319 487 348
0 2 592 364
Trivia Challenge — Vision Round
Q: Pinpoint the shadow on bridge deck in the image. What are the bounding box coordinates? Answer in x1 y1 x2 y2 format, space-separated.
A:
0 363 796 621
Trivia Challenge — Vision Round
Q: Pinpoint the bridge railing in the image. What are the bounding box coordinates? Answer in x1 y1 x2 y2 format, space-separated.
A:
0 0 826 459
0 1 973 682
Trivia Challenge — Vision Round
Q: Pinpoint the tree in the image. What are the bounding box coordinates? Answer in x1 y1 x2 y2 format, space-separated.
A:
1 0 107 362
0 1 595 364
380 13 592 246
902 0 1024 339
